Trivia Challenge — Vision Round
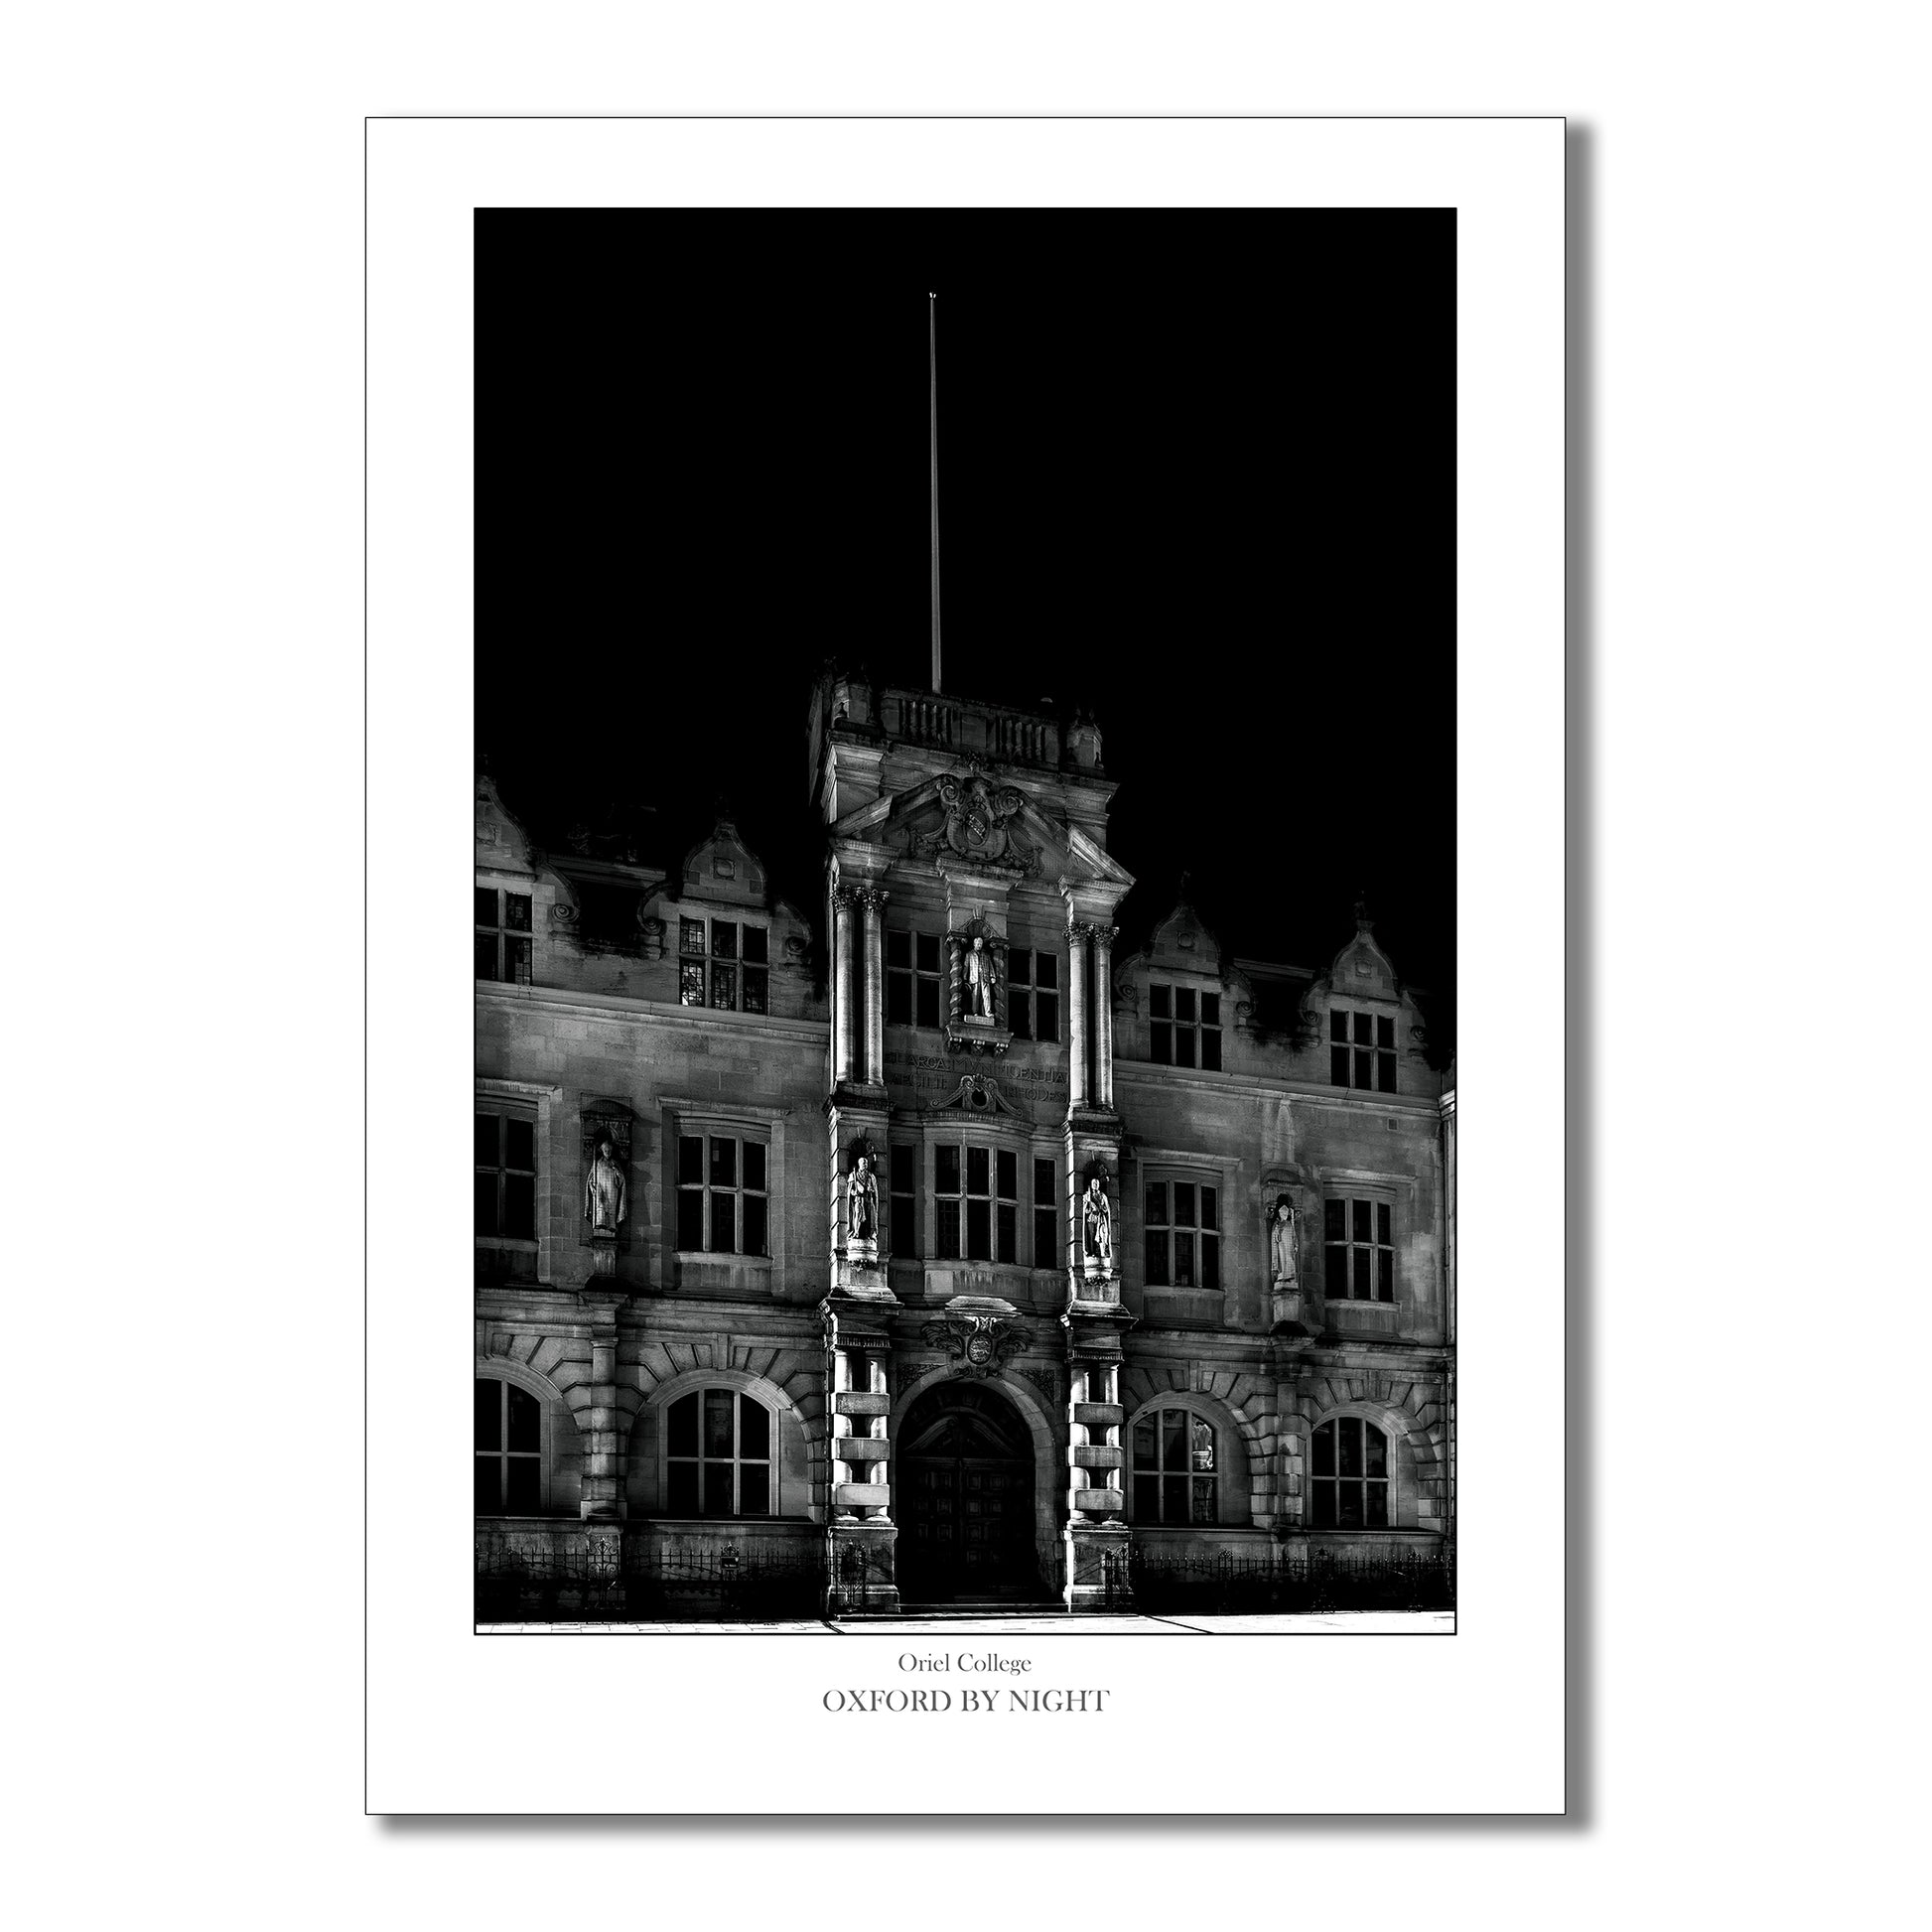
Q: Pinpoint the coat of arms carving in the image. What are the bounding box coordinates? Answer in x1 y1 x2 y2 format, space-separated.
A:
919 1313 1028 1378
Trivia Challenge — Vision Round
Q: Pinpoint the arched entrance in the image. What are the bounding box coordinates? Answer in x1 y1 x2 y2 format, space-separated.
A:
896 1380 1043 1605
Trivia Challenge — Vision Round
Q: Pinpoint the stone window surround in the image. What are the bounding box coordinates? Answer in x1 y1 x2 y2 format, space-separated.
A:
473 1358 577 1517
1301 1402 1423 1531
660 1098 787 1274
1146 974 1224 1071
476 1077 561 1286
1314 1170 1403 1311
899 1118 1062 1273
634 1367 813 1521
1121 1391 1251 1527
675 905 771 1014
1138 1163 1226 1294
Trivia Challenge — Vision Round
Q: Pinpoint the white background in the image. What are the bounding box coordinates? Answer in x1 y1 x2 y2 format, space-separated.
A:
368 115 1563 1818
4 2 1927 1925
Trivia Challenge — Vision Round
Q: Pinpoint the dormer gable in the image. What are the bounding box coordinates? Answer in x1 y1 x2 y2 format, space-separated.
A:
678 819 767 907
475 776 538 879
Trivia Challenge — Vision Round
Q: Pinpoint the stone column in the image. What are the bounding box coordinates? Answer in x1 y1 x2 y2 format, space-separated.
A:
1066 921 1089 1111
832 887 857 1086
1093 923 1116 1109
823 1314 899 1613
1063 1353 1130 1610
578 1304 624 1522
861 889 887 1085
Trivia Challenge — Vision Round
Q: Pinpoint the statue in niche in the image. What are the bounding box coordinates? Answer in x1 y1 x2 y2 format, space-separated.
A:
1270 1196 1300 1286
584 1135 627 1233
965 934 998 1020
1081 1173 1113 1276
847 1152 880 1249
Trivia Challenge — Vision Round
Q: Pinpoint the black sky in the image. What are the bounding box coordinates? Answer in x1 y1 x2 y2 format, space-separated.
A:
476 208 1455 1061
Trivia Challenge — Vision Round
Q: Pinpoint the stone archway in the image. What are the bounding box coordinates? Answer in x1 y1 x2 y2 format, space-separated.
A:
895 1380 1046 1606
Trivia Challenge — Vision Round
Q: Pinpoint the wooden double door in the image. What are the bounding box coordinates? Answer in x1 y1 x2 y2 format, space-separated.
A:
897 1382 1040 1603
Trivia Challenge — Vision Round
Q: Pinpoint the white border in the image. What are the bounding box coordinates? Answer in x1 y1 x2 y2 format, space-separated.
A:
367 117 1564 1815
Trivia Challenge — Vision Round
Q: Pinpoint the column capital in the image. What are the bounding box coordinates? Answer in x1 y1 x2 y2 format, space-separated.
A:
855 886 891 913
832 884 862 909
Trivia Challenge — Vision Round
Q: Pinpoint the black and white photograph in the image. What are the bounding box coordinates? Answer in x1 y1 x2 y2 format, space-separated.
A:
471 209 1457 1629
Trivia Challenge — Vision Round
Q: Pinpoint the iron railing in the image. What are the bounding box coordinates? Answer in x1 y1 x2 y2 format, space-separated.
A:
1128 1544 1454 1615
475 1534 822 1624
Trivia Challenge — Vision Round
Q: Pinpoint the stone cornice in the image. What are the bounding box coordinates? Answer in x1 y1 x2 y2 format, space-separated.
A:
476 981 827 1044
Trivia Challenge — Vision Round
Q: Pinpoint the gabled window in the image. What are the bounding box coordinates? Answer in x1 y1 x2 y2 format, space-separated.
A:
1323 1196 1395 1303
887 929 943 1029
1149 984 1222 1070
680 917 768 1013
476 886 532 983
1142 1177 1221 1290
677 1133 768 1255
665 1389 773 1517
1311 1417 1389 1527
1330 1010 1397 1091
1008 948 1060 1042
1132 1409 1217 1523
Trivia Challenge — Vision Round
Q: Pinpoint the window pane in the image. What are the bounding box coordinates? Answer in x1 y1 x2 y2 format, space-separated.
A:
966 1198 991 1260
505 1384 540 1453
937 1199 961 1259
1311 1480 1336 1529
503 894 532 932
677 1189 704 1251
1377 1050 1397 1093
476 887 498 926
666 1460 700 1516
1163 1474 1187 1522
935 1146 960 1194
893 1145 916 1195
710 920 737 960
1337 1480 1364 1528
997 1202 1017 1263
1354 1013 1373 1045
1339 1417 1362 1476
1191 1419 1214 1470
1366 1479 1388 1528
1191 1475 1217 1524
704 1390 734 1456
1173 1233 1194 1285
1009 989 1031 1038
1035 951 1056 989
710 1138 737 1188
1173 1182 1195 1227
503 1173 535 1240
1035 1159 1054 1204
1202 1233 1219 1291
887 929 910 968
742 967 767 1014
1163 1411 1187 1471
1365 1424 1388 1478
667 1394 698 1459
1035 992 1058 1042
739 1396 769 1460
742 925 767 964
1324 1245 1347 1295
1200 1028 1221 1071
504 1456 540 1512
677 1136 704 1185
1354 1046 1372 1087
504 1118 534 1172
474 1457 500 1515
1151 1023 1172 1063
1150 985 1171 1019
743 1142 766 1193
1324 1200 1347 1242
503 935 532 984
1353 1247 1373 1298
1133 1417 1158 1468
887 973 912 1026
1377 1201 1393 1244
1331 1010 1349 1042
475 1113 498 1167
1146 1230 1170 1286
1330 1045 1350 1085
711 963 737 1008
702 1461 734 1518
1174 1027 1195 1068
1353 1199 1372 1242
1134 1473 1159 1519
709 1192 735 1253
1034 1207 1054 1265
475 1380 501 1451
1202 993 1220 1026
742 1194 767 1256
679 962 705 1006
915 932 939 973
1377 1249 1394 1301
996 1149 1017 1200
1009 949 1031 987
680 918 705 955
915 977 940 1029
474 1172 497 1236
475 933 498 980
1174 988 1196 1024
739 1461 769 1515
1146 1182 1167 1227
966 1147 989 1196
1197 1184 1217 1232
1312 1421 1335 1478
1377 1015 1395 1048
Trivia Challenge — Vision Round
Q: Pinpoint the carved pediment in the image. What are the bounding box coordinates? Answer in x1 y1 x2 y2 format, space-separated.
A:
678 818 767 904
925 1073 1022 1118
475 777 538 877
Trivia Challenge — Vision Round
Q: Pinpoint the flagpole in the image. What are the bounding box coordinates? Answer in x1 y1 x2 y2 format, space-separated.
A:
928 292 942 695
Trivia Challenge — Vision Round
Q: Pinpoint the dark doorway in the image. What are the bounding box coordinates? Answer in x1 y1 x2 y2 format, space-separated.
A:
897 1381 1043 1605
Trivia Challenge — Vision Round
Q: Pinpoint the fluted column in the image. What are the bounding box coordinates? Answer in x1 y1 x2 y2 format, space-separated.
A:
1093 924 1116 1109
833 887 857 1086
861 889 887 1084
1066 921 1089 1111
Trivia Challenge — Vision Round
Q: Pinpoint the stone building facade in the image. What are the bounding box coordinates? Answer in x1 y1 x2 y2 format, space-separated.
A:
475 670 1455 1615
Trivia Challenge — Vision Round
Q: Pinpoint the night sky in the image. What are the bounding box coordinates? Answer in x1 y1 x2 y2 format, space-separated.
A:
476 209 1455 1062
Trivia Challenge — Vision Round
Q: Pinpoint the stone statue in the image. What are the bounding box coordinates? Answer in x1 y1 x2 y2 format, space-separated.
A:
847 1152 879 1247
584 1136 626 1232
1081 1174 1113 1275
1270 1196 1299 1285
965 934 997 1020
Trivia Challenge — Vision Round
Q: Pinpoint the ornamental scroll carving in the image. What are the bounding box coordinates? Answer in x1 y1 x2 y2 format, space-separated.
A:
919 1313 1028 1379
